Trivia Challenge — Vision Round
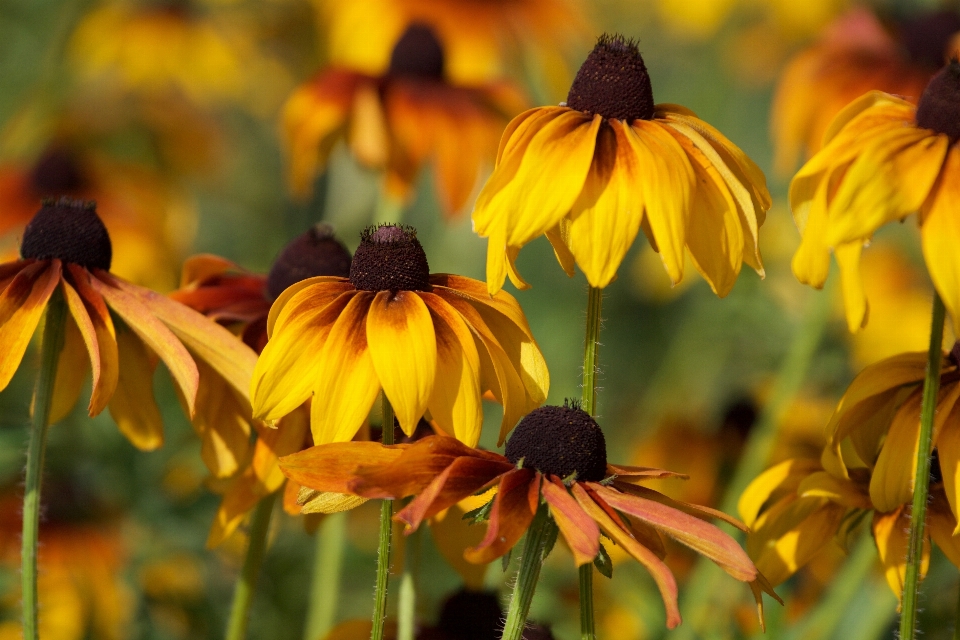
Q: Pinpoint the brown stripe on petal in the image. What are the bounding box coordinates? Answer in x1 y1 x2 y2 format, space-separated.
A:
465 467 536 564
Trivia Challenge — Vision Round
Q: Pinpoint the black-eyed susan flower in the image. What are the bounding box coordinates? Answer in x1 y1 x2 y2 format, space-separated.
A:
251 224 548 448
283 23 526 219
472 34 770 296
772 7 960 174
791 60 960 333
0 198 257 449
280 403 780 629
170 224 353 544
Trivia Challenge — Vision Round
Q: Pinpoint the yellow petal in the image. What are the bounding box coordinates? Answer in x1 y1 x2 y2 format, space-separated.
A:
790 172 833 289
366 291 436 436
50 316 88 423
797 471 872 509
0 262 61 391
873 508 929 601
869 390 923 512
928 505 960 568
420 293 482 447
267 277 353 339
835 241 868 332
66 266 118 416
921 146 960 336
567 120 646 289
191 360 252 478
544 221 576 278
751 500 845 586
109 328 164 450
311 292 380 444
738 458 822 527
933 399 960 533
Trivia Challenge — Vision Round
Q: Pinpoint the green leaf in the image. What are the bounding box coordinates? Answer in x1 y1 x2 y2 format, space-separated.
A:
462 499 494 524
594 542 613 579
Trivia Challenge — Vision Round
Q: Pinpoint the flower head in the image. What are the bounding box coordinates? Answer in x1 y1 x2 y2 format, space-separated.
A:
0 198 257 451
791 60 960 333
171 224 352 544
253 223 548 448
473 34 770 296
283 23 526 218
280 403 780 629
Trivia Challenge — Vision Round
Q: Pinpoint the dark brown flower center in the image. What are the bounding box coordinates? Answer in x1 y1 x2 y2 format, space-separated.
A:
388 23 445 79
435 589 503 640
505 402 607 482
566 34 655 122
20 197 112 271
348 224 430 292
266 223 353 300
897 11 960 71
916 59 960 142
29 147 86 196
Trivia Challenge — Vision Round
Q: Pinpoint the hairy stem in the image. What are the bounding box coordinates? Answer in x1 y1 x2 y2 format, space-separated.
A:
371 395 395 640
501 505 554 640
225 491 278 640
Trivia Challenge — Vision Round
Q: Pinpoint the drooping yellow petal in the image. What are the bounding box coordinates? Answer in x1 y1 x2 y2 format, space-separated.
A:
835 241 868 332
791 170 834 289
931 394 960 533
928 504 960 568
751 499 845 586
566 120 646 288
821 92 915 148
797 472 872 509
67 265 118 416
0 261 61 391
366 290 437 436
191 360 252 478
109 328 164 450
869 390 923 512
544 222 575 277
420 293 482 447
310 292 379 444
252 289 354 422
624 120 694 284
921 146 960 337
873 507 929 601
738 458 822 527
59 281 98 418
50 317 88 423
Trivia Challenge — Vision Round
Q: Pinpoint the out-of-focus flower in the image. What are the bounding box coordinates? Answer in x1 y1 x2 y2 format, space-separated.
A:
791 63 960 334
772 7 960 174
171 224 354 544
0 484 132 640
281 404 781 629
473 35 769 296
0 145 194 291
251 224 548 448
284 23 525 219
0 198 257 448
317 0 589 89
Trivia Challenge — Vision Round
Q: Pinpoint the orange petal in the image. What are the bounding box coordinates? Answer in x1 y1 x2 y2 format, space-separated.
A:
465 467 536 564
279 441 406 494
108 328 164 450
66 265 118 415
0 261 61 391
613 481 749 532
50 316 88 423
607 463 689 481
178 254 240 288
572 483 681 629
366 291 436 436
541 476 600 567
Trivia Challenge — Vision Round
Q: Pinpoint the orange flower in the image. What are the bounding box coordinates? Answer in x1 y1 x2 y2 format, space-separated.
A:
281 404 780 629
283 24 525 218
0 198 256 450
771 7 960 174
170 225 353 544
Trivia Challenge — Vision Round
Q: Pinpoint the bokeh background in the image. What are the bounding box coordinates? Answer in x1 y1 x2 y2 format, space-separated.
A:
0 0 958 638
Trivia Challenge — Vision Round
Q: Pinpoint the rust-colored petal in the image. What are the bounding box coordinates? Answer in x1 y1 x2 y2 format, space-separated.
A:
541 476 600 567
607 463 690 481
613 481 748 532
465 467 536 564
279 442 406 494
66 265 118 415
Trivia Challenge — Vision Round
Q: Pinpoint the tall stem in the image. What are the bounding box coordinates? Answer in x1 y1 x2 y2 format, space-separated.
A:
303 511 347 640
225 491 278 640
954 571 960 640
899 293 946 640
21 288 66 640
397 524 421 640
578 285 602 640
371 394 395 640
501 505 554 640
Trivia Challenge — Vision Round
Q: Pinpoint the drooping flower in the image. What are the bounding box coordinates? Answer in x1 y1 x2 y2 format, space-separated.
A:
772 7 960 174
791 60 960 333
171 224 353 544
473 34 770 296
252 224 548 448
280 403 780 629
0 198 257 449
283 23 526 218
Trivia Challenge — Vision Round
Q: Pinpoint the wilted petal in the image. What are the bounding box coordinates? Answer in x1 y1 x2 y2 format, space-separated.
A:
541 477 600 567
465 468 536 564
279 441 405 494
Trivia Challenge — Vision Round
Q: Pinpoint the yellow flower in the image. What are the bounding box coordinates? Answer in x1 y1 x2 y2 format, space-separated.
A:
771 8 959 175
0 198 257 450
251 224 548 448
283 23 526 219
791 61 960 333
473 34 770 296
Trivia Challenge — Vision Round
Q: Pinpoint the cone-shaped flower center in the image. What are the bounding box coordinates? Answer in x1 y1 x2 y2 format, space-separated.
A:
566 34 655 122
437 589 503 640
21 197 112 271
916 59 960 142
349 224 430 291
505 402 607 482
388 23 445 79
29 148 86 196
898 11 960 71
266 223 353 300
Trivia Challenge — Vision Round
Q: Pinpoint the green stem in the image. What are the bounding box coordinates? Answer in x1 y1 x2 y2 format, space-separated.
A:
954 571 960 640
899 292 946 640
397 524 421 640
225 491 278 640
501 505 555 640
303 511 347 640
578 285 602 640
371 395 395 640
674 281 833 640
21 288 66 640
